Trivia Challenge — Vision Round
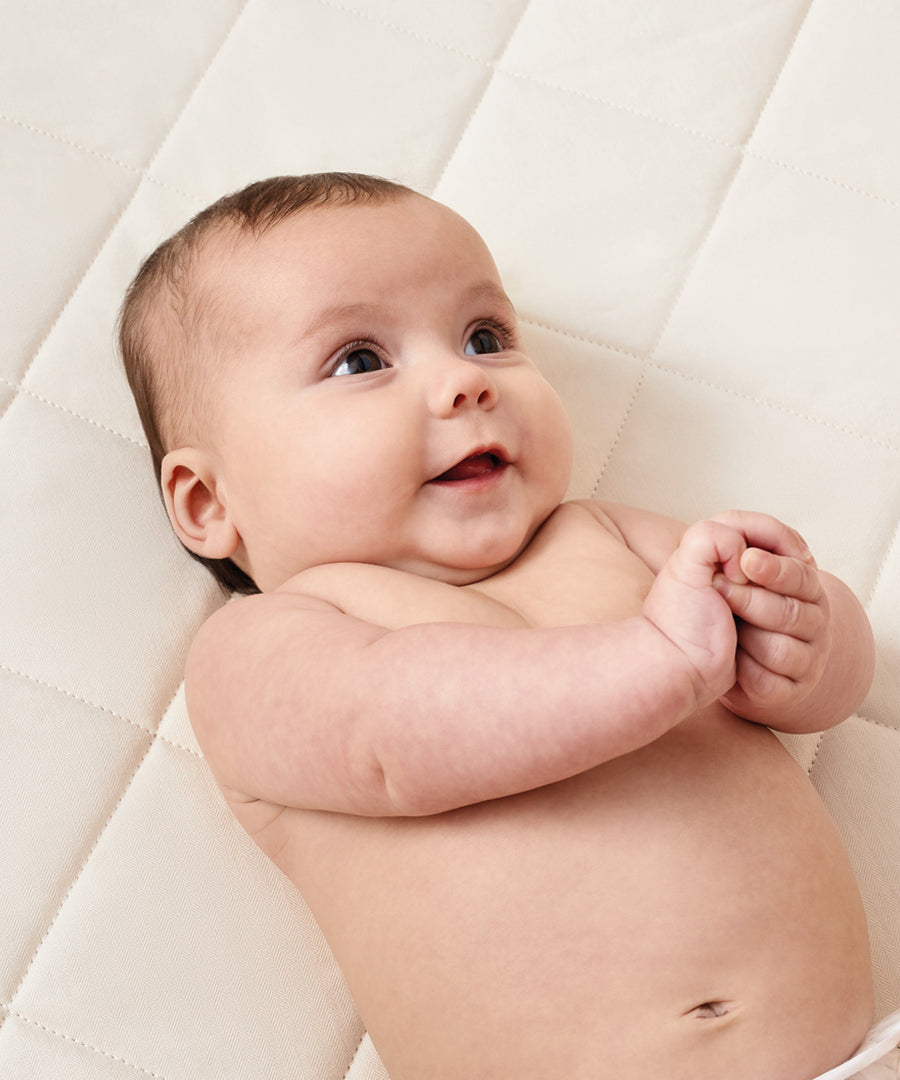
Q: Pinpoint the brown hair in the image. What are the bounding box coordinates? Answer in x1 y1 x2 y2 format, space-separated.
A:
118 172 415 593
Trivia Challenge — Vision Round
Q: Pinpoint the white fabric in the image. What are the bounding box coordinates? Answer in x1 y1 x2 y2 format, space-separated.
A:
2 1 899 1077
816 1010 900 1080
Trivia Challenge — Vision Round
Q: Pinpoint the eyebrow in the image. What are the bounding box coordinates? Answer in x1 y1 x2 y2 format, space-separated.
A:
297 281 516 343
464 280 516 313
299 302 381 341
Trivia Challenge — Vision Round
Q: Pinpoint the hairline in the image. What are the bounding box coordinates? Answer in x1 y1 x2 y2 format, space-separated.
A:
118 173 417 593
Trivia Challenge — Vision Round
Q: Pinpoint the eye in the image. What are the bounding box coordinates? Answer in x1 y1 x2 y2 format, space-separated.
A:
331 347 389 377
465 327 504 356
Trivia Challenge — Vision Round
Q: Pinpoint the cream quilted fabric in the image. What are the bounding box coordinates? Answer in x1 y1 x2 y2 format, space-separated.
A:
2 1 899 1077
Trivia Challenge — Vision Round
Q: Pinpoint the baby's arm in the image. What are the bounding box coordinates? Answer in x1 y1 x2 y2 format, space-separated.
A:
185 542 737 818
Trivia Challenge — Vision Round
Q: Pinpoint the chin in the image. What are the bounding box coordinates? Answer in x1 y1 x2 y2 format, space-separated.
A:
413 541 530 586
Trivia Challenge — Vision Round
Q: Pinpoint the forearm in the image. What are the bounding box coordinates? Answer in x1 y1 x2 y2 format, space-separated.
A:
188 597 705 818
725 572 875 733
354 617 701 814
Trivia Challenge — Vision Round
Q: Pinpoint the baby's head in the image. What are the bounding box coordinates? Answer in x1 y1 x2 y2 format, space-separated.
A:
120 173 572 593
120 173 410 591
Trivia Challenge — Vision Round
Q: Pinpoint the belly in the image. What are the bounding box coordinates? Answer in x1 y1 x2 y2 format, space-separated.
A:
278 711 873 1080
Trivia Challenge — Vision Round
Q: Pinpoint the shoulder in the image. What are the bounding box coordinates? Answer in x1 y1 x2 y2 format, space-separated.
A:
569 499 688 574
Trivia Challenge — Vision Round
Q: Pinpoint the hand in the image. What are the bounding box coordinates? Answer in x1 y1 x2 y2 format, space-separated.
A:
642 518 747 708
708 512 831 716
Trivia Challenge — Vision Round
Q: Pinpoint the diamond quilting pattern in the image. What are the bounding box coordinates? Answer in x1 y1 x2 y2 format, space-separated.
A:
3 1 899 1077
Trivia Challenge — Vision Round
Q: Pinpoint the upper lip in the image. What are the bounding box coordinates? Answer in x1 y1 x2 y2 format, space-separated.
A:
429 444 510 482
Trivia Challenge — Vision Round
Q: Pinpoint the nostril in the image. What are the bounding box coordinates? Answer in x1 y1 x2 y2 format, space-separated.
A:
477 389 490 405
453 393 465 408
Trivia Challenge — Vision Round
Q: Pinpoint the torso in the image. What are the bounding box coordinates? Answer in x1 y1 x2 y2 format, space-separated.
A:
229 502 873 1080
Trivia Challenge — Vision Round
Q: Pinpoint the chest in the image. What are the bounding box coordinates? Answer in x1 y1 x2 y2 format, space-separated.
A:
292 503 654 631
466 503 654 627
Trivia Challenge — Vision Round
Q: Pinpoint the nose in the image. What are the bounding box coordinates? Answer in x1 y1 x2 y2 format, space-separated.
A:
427 355 499 417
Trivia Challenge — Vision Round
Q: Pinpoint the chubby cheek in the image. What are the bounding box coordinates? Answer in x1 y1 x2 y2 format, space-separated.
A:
528 387 574 494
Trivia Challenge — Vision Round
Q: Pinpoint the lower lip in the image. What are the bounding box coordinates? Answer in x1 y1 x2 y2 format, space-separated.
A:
428 461 509 491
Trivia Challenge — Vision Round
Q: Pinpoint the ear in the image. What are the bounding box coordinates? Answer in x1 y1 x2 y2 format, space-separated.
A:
161 448 240 560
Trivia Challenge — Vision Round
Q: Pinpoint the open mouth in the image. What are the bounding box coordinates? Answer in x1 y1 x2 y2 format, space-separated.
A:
432 450 508 483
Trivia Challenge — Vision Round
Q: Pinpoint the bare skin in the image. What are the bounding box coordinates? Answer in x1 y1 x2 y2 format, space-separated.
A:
191 503 873 1080
155 192 875 1079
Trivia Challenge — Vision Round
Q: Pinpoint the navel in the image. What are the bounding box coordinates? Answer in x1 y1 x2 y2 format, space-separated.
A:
686 1000 734 1020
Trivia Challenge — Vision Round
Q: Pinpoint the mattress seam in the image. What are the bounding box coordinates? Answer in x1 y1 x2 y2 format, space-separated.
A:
340 1029 368 1080
498 70 899 211
1 0 254 441
0 681 184 1039
641 0 815 366
0 111 215 207
0 375 148 449
585 0 817 487
313 0 494 67
520 317 900 456
1 111 144 176
430 0 534 195
592 366 647 494
138 0 254 183
3 189 139 411
0 661 201 758
861 514 900 609
650 360 900 454
1 1006 167 1080
6 43 899 217
807 730 826 775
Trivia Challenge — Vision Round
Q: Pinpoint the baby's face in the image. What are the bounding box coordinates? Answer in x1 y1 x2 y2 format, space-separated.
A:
189 194 573 591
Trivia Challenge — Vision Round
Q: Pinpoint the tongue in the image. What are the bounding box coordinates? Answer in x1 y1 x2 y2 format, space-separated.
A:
439 454 496 481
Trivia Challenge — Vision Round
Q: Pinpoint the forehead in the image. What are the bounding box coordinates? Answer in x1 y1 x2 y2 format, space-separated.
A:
196 195 504 338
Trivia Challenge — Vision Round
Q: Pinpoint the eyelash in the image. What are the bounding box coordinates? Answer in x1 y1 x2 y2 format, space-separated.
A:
473 315 516 349
328 316 518 376
329 335 390 377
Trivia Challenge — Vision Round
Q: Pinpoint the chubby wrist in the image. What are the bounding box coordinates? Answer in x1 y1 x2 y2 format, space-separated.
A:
627 614 715 729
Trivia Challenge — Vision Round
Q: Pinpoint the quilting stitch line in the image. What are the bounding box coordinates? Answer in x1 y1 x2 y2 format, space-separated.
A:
1 184 140 416
590 365 647 497
519 314 900 458
2 1009 168 1080
307 0 900 214
0 662 201 758
340 1029 370 1080
2 108 205 205
494 70 900 214
1 109 207 204
0 683 183 1042
0 375 149 449
429 0 534 197
313 0 494 69
647 361 900 457
861 513 900 610
1 112 144 176
594 0 817 486
644 0 816 366
0 0 254 441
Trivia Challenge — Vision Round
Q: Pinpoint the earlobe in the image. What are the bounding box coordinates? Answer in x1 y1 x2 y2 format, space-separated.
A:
161 448 240 560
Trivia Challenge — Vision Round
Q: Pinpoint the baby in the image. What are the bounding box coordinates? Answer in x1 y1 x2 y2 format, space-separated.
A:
120 173 892 1080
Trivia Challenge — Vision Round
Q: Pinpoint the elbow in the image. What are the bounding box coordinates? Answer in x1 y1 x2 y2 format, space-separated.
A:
357 760 458 818
344 728 453 818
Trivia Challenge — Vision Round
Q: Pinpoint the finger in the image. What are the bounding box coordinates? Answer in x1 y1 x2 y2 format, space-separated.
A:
675 520 748 588
739 549 824 602
726 648 802 709
715 580 825 641
735 624 816 681
710 511 815 563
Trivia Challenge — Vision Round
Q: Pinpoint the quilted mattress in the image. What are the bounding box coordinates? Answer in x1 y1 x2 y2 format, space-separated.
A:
3 1 899 1076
